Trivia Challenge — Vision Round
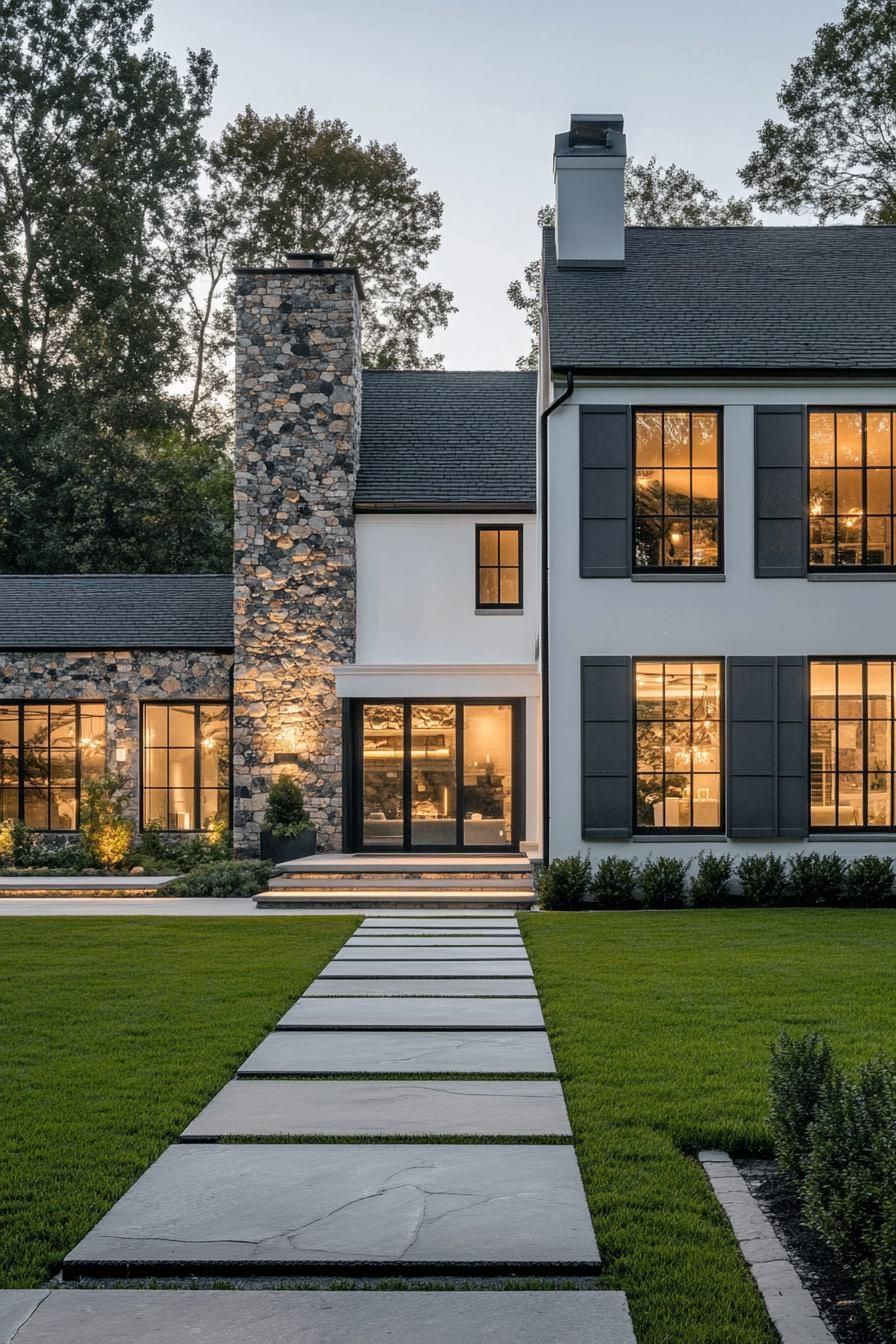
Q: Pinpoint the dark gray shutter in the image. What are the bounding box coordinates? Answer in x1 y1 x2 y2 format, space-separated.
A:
580 406 631 578
727 656 808 839
581 656 632 838
754 406 807 578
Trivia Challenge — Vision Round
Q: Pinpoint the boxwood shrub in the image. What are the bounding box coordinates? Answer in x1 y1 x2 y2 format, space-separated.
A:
591 856 641 909
537 854 591 910
167 860 273 899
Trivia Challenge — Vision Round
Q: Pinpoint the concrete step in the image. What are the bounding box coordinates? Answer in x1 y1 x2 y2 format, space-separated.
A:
255 889 534 910
267 877 534 892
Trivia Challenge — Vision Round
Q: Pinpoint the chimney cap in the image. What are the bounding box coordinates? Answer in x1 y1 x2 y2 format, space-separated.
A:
285 252 336 269
556 114 625 157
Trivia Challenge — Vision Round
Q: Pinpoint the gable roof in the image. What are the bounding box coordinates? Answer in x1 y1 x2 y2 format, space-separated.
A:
543 225 896 373
0 575 233 650
356 370 537 511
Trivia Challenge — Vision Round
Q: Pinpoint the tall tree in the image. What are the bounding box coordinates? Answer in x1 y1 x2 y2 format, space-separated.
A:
740 0 896 222
508 159 756 368
0 0 231 571
183 105 456 426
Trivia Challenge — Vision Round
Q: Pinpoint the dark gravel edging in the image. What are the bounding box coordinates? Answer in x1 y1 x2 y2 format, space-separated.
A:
738 1159 871 1344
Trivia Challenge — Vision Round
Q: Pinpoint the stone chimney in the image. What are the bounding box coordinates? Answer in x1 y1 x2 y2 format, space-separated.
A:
232 253 362 853
554 113 626 268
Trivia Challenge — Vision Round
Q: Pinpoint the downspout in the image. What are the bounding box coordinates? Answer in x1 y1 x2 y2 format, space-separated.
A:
539 368 574 866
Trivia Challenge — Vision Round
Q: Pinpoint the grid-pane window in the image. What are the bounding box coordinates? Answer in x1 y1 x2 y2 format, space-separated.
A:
477 527 522 608
634 410 721 571
809 411 896 569
142 702 230 831
810 660 895 829
635 660 723 831
0 703 105 831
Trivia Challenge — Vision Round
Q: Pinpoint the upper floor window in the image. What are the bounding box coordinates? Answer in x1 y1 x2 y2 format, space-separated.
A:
809 410 895 570
141 702 230 832
634 659 723 832
0 702 106 831
810 659 895 830
633 410 721 572
476 526 522 609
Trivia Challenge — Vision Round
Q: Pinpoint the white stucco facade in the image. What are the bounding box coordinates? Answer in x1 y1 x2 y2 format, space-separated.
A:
547 378 896 863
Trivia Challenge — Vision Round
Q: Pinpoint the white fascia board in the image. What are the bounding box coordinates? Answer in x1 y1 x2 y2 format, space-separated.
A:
333 664 540 700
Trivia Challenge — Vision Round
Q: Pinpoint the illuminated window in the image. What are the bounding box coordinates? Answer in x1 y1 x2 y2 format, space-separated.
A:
141 703 230 832
0 702 105 831
635 661 723 831
634 410 721 571
809 410 896 569
810 660 895 830
477 526 522 608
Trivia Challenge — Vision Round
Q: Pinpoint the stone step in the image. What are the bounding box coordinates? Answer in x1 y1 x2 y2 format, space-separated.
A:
181 1079 570 1139
62 1144 597 1279
275 856 532 874
255 891 533 910
237 1028 554 1076
11 1290 636 1343
267 877 534 891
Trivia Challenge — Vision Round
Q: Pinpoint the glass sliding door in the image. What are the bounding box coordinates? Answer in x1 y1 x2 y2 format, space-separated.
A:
410 704 457 847
462 704 513 847
360 703 405 848
353 700 521 851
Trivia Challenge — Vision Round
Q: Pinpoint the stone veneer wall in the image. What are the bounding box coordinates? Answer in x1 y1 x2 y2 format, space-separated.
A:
232 265 362 853
0 650 233 833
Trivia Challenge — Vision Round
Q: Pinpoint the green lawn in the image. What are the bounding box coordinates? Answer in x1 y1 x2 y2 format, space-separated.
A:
521 909 896 1344
0 916 355 1288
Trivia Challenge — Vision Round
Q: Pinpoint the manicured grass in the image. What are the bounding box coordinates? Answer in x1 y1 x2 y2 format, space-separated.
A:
521 909 896 1344
0 916 356 1288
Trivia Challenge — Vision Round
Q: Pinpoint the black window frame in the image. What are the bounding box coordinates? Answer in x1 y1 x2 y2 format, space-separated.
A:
807 407 896 573
0 700 106 832
140 699 232 834
632 407 724 575
632 656 726 835
809 656 896 833
476 524 524 610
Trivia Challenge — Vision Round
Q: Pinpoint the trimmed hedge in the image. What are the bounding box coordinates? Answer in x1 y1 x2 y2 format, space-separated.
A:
536 849 896 910
770 1032 896 1339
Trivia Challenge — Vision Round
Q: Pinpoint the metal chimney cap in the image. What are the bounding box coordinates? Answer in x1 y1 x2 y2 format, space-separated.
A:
556 114 626 157
285 252 336 269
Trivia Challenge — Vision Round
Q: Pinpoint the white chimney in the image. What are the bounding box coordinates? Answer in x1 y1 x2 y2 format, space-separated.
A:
554 114 626 268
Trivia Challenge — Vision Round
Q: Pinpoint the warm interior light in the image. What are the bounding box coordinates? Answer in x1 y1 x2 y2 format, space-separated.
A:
669 529 682 544
201 736 218 751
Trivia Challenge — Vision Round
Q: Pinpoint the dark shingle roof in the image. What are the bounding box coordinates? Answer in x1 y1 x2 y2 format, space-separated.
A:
356 370 537 510
0 575 233 649
543 225 896 371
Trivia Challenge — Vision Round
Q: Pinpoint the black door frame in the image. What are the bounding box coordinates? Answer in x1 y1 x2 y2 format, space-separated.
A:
345 697 525 853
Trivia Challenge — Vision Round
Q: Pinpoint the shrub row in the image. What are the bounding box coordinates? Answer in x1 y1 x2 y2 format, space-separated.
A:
769 1032 896 1340
537 850 896 910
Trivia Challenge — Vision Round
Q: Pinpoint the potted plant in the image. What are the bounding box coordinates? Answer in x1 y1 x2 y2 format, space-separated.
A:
260 774 316 862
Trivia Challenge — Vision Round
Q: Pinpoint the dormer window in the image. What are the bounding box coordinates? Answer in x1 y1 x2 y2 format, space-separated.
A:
808 410 895 570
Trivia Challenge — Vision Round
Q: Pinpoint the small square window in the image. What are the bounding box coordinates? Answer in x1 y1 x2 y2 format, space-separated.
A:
477 526 523 609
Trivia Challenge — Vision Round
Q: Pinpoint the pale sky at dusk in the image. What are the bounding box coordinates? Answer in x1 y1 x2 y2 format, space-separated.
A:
151 0 841 369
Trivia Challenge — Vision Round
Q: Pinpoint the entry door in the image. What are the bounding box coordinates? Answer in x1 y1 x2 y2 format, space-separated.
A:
354 700 520 851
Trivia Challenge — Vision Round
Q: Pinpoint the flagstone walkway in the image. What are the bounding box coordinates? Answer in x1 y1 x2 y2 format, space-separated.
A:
2 913 636 1343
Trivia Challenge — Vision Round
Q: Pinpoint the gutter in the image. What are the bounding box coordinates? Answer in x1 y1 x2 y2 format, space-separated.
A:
539 368 574 866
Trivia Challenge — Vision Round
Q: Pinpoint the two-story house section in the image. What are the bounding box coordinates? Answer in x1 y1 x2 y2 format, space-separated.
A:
542 113 896 863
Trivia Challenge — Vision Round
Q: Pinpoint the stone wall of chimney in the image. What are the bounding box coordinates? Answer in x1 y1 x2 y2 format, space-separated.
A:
232 265 362 853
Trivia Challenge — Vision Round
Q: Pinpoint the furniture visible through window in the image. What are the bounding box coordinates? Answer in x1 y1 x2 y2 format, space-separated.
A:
476 526 523 608
809 410 895 570
633 410 721 571
810 660 895 829
634 660 723 831
0 702 106 831
141 702 230 832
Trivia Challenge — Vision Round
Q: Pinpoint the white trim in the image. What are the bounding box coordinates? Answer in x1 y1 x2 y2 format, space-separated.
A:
333 664 540 700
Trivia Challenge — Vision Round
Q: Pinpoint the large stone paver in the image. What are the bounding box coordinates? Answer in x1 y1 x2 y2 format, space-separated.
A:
333 945 528 961
182 1080 571 1138
358 919 520 931
237 1029 555 1075
277 997 544 1030
63 1144 598 1276
0 1291 48 1344
14 1290 635 1343
345 936 524 947
321 960 530 978
303 977 538 996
